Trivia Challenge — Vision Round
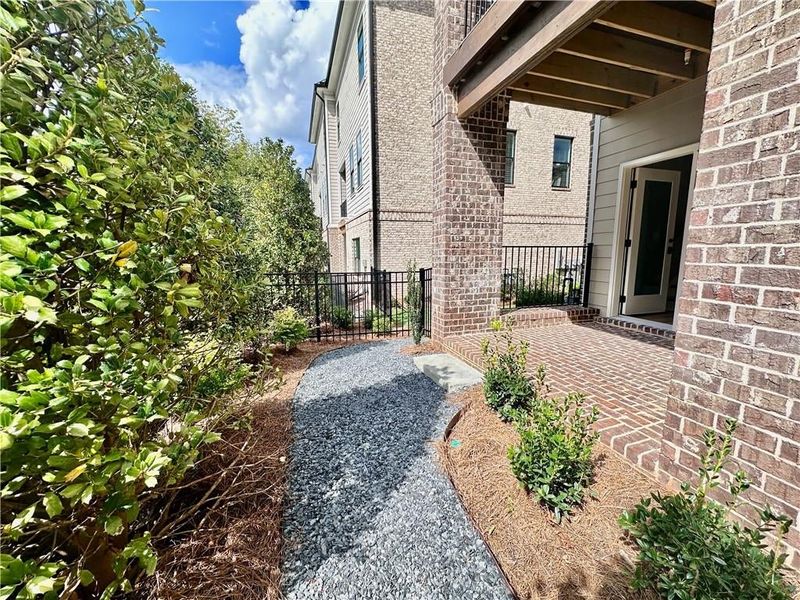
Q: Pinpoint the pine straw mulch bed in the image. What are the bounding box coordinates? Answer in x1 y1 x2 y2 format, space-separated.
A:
142 341 349 600
440 387 662 600
400 339 441 356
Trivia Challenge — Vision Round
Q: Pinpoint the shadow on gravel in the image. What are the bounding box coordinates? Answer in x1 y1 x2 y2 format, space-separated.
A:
283 341 446 585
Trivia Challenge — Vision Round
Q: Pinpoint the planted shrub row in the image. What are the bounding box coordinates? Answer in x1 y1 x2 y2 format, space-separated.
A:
480 320 796 598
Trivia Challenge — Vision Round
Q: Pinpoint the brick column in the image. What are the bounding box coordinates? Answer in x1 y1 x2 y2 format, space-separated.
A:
431 0 509 341
659 0 800 564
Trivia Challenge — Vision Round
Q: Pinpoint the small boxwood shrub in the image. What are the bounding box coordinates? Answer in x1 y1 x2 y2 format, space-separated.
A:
508 380 599 522
364 308 379 330
619 419 796 600
269 307 309 351
331 305 354 329
371 315 393 334
481 319 534 421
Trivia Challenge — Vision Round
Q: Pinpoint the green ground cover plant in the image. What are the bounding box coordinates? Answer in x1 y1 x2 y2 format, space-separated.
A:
620 420 796 600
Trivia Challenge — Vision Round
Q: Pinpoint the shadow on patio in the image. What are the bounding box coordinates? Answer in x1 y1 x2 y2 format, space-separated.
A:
443 319 675 474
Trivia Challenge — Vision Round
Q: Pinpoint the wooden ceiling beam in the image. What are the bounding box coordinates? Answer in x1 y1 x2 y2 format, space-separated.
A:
510 89 613 116
509 74 634 110
557 27 698 80
457 0 616 119
530 53 659 98
595 2 714 53
443 0 528 87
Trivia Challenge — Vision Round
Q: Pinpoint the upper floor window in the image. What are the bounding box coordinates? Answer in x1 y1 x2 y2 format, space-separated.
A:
339 166 347 218
357 21 365 84
349 143 355 195
505 130 516 185
336 101 340 140
552 136 573 189
355 130 363 188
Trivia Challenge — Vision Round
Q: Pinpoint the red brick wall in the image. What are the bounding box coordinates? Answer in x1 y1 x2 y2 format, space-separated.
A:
659 0 800 565
431 0 509 340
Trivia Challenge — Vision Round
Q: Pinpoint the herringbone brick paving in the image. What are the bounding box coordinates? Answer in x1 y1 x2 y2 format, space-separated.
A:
443 321 674 474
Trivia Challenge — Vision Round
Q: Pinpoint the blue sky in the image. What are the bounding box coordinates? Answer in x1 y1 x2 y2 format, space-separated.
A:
141 0 336 167
145 2 252 67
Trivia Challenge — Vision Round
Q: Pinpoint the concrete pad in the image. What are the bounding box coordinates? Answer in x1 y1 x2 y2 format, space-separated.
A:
413 353 483 393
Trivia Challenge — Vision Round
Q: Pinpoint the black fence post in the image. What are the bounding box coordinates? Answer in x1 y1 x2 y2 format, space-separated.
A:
583 242 594 308
314 271 321 342
418 267 425 336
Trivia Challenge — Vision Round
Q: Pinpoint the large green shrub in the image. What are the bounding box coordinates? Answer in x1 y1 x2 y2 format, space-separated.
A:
481 319 534 421
0 1 247 596
508 374 599 522
620 420 796 600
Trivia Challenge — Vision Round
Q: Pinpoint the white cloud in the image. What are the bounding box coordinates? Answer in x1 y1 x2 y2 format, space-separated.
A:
172 0 337 167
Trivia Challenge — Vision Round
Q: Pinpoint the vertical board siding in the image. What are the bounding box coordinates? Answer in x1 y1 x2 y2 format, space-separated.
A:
588 77 707 312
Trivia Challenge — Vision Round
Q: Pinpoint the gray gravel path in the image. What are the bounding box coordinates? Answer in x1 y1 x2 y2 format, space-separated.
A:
282 340 513 599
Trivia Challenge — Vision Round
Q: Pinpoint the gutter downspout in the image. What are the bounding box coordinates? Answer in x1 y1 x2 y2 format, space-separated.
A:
585 114 600 245
315 88 333 274
368 0 380 270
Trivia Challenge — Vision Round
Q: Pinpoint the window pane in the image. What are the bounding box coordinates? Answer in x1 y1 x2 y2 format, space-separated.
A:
506 131 515 158
552 163 570 188
553 136 572 163
505 158 514 185
357 25 365 82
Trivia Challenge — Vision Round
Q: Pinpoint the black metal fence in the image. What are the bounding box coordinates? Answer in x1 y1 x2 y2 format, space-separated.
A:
421 267 432 338
263 268 431 342
464 0 496 36
501 244 593 311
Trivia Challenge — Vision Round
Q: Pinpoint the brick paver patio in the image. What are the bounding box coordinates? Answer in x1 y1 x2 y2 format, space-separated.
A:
443 321 675 474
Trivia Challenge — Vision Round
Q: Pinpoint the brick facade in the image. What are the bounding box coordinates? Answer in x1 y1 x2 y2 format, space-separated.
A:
311 0 590 274
659 0 800 565
504 103 591 247
431 0 510 340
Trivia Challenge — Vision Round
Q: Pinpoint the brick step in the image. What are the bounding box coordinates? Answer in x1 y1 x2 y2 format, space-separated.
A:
594 316 676 340
500 305 599 328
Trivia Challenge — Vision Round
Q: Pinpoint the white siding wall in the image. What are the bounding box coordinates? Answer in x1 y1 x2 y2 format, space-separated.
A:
324 97 340 223
315 118 328 225
588 78 707 312
334 0 373 221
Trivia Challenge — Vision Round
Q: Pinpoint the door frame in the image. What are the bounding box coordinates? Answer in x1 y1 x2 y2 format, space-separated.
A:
606 143 699 326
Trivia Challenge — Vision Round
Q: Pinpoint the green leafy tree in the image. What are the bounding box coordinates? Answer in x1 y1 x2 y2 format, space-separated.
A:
192 113 328 334
243 140 328 276
0 0 245 596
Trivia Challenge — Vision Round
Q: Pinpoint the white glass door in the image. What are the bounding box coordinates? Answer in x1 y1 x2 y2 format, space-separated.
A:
623 168 681 315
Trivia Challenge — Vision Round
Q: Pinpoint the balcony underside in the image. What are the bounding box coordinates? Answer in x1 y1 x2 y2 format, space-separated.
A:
447 0 716 118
